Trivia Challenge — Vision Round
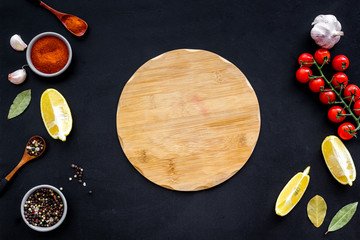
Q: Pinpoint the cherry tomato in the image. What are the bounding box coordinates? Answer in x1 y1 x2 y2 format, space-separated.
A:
328 106 346 123
353 100 360 116
332 55 349 71
338 122 356 140
298 53 313 67
344 84 360 102
308 78 325 92
314 49 330 65
319 89 336 104
296 67 312 83
331 72 348 89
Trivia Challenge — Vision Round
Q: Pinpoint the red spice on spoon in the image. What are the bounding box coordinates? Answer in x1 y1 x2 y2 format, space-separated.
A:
30 36 69 74
62 15 88 36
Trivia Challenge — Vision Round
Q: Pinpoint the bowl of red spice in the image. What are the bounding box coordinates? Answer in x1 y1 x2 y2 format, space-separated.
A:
26 32 72 77
21 185 67 232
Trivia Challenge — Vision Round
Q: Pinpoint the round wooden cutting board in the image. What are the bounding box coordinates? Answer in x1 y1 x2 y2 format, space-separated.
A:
117 49 260 191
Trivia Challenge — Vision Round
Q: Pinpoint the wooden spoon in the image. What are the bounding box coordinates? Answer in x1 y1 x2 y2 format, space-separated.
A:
0 136 46 195
32 0 88 37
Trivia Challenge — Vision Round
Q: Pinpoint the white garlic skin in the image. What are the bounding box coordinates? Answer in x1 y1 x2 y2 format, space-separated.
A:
311 14 343 49
8 68 27 85
10 34 27 51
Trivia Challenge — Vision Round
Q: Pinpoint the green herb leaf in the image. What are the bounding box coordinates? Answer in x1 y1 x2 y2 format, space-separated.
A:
8 89 31 119
326 202 358 235
307 195 327 228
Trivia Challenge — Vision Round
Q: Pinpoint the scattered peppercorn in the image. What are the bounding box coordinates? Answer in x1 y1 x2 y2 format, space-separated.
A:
26 138 45 156
23 188 64 227
70 164 91 191
88 190 92 195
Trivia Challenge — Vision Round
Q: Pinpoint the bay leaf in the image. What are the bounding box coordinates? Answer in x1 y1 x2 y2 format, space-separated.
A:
307 195 327 228
326 202 358 234
8 89 31 119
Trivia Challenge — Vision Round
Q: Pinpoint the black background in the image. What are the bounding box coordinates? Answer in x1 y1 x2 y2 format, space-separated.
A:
0 0 360 239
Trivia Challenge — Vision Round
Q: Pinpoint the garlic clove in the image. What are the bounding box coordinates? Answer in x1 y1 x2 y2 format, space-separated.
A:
312 14 338 25
10 34 27 51
311 14 343 49
8 68 27 85
333 21 342 32
311 22 342 49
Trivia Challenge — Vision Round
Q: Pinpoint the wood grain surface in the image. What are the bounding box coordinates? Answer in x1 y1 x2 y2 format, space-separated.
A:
117 49 260 191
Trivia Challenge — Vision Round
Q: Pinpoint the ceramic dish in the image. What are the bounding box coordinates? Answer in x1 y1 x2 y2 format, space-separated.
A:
26 32 72 77
20 184 67 232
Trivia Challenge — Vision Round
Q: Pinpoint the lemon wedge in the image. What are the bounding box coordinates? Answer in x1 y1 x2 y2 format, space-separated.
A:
321 135 356 186
40 89 72 141
275 167 310 216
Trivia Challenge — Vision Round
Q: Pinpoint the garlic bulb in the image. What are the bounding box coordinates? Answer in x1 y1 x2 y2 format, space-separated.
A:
8 68 27 85
311 14 343 49
10 34 27 51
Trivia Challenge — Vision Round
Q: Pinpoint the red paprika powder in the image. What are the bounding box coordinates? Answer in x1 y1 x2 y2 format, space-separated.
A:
30 36 69 74
63 16 87 35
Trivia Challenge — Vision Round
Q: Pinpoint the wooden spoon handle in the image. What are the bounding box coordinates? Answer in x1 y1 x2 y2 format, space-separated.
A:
5 160 27 181
39 1 65 19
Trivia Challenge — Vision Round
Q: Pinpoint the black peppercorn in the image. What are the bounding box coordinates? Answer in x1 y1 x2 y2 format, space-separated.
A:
23 188 63 227
26 138 45 156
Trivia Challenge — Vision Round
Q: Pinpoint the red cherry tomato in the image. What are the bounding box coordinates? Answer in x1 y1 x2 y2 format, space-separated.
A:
314 49 330 65
331 72 348 89
353 100 360 116
319 89 336 104
328 106 346 123
338 122 356 140
298 53 313 67
332 55 349 71
308 78 325 92
296 67 312 83
344 84 360 102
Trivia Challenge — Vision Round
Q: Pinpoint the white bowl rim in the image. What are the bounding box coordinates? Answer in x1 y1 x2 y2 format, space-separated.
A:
26 32 72 77
20 184 68 232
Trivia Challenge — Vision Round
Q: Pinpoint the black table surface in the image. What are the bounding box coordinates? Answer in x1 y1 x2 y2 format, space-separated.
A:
1 0 360 239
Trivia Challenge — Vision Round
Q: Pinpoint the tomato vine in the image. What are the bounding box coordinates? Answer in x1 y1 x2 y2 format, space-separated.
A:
298 51 360 140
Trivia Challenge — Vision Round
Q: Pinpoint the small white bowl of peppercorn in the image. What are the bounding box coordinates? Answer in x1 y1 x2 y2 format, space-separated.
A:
26 32 72 77
21 184 67 232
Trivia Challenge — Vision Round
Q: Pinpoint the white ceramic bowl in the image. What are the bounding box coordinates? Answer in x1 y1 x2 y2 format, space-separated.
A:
21 184 68 232
26 32 72 77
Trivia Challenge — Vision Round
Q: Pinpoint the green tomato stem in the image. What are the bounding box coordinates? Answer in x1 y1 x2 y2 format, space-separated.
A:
312 58 360 133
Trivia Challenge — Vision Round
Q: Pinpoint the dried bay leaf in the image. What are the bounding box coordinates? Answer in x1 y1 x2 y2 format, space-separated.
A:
8 89 31 119
326 202 358 235
307 195 327 228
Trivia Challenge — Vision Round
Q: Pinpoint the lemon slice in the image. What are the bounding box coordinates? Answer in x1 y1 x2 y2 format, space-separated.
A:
321 135 356 186
40 88 72 141
275 167 310 216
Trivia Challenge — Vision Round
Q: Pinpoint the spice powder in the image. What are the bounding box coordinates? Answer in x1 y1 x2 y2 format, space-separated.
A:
31 36 69 74
63 15 87 35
